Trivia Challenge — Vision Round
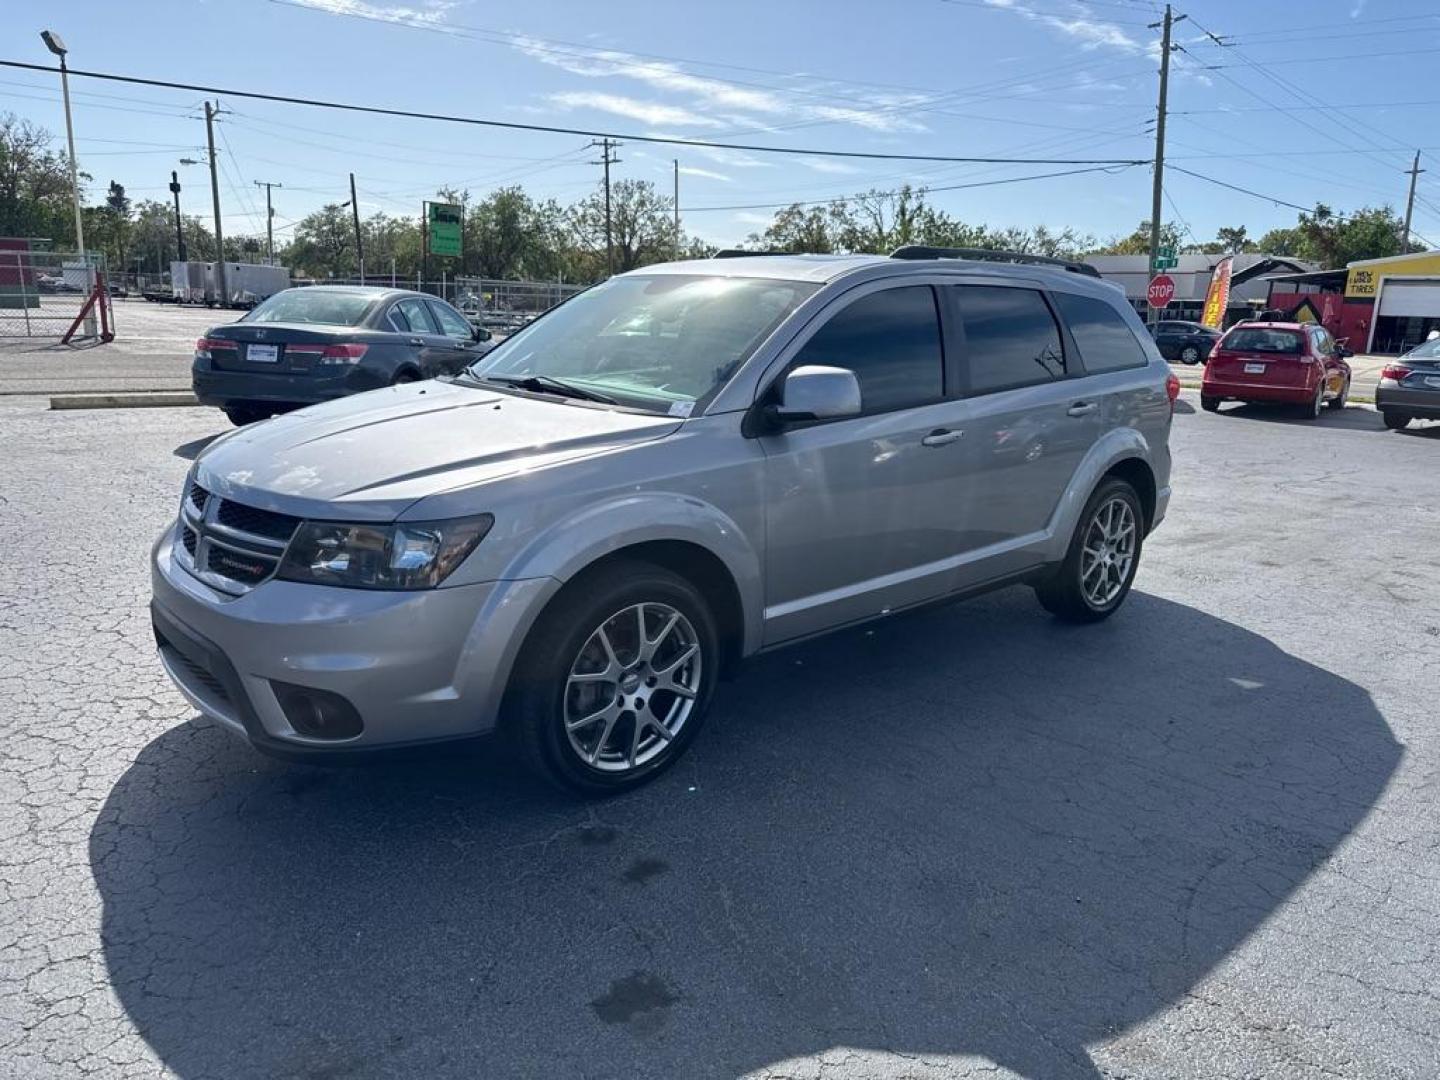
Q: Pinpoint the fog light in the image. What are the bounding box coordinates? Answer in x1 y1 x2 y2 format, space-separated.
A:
271 681 364 740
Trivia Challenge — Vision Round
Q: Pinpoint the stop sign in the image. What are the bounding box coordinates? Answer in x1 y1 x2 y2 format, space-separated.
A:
1147 274 1176 309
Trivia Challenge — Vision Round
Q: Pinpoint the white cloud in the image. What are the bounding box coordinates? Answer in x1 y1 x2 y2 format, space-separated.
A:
798 158 860 175
679 165 733 182
513 36 925 134
733 212 773 227
982 0 1142 54
283 0 456 26
547 92 726 129
645 134 776 169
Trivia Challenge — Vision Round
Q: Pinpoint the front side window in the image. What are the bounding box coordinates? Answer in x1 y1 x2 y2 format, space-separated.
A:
1051 291 1150 374
470 274 817 414
245 290 372 327
953 286 1065 394
790 286 944 414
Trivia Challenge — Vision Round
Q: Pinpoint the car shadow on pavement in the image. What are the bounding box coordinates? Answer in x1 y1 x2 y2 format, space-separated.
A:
90 588 1399 1080
1212 402 1387 431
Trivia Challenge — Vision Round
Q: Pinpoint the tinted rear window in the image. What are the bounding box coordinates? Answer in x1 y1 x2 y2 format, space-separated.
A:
952 286 1065 394
1221 328 1303 354
1051 292 1149 374
246 290 373 326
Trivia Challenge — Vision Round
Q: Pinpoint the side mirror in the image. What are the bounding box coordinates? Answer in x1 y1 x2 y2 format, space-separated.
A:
473 326 491 343
766 365 862 425
1336 344 1353 358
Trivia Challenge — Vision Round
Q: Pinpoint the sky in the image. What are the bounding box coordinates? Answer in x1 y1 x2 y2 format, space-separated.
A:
9 0 1440 254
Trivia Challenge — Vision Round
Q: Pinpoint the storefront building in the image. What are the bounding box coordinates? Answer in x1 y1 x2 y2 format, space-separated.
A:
1266 250 1440 354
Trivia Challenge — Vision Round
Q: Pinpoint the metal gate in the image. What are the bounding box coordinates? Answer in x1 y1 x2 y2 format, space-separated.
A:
0 250 113 342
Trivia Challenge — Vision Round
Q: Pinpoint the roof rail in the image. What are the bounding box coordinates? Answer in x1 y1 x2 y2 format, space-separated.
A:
712 249 797 259
889 245 1101 279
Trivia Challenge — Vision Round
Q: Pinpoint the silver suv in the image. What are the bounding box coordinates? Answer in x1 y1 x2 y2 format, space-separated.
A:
152 248 1175 794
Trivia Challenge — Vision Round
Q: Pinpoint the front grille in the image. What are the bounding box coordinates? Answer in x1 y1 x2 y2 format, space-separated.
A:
177 482 299 594
159 644 231 704
215 498 301 543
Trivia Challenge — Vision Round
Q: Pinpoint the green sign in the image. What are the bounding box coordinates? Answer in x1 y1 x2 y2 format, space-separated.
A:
1152 245 1177 271
427 202 462 258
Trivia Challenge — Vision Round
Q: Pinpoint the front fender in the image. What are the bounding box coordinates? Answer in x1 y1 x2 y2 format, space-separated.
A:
498 492 765 656
1044 427 1164 563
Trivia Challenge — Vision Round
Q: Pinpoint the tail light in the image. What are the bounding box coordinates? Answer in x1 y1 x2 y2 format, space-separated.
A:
1165 372 1181 405
1380 364 1412 381
195 337 237 358
287 343 370 366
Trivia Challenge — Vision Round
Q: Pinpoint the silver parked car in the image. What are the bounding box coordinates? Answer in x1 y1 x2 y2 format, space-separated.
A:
152 247 1176 794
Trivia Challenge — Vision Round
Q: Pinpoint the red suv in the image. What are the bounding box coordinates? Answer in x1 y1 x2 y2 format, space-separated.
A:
1201 321 1352 418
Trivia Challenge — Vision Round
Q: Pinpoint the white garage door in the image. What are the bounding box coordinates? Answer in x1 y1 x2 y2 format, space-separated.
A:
1377 278 1440 317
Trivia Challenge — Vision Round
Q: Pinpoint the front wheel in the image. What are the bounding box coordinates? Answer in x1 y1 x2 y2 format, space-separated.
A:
506 561 719 796
1327 376 1349 410
1035 478 1144 623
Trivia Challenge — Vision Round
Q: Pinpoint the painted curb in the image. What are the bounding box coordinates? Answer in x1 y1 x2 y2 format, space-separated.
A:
50 393 200 411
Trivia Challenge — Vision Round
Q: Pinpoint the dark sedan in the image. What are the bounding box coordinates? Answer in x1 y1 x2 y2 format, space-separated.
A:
193 286 495 425
1376 335 1440 430
1150 319 1222 365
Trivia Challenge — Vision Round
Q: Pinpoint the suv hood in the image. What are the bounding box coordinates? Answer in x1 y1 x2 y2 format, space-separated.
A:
194 380 681 519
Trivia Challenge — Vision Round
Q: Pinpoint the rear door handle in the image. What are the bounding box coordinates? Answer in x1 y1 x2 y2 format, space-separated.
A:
1067 401 1098 417
921 429 964 447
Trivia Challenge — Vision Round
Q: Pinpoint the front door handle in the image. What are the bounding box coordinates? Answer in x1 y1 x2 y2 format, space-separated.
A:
1067 401 1099 417
409 338 424 346
921 428 964 447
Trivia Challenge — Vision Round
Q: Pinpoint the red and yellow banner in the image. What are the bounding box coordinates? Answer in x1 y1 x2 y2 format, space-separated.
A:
1200 255 1233 329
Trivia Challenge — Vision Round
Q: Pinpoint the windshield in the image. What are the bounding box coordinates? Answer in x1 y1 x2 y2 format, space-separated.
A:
245 290 374 327
468 274 817 414
1221 327 1303 354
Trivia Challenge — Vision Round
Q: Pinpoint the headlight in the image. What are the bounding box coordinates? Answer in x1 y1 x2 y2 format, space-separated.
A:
276 514 493 590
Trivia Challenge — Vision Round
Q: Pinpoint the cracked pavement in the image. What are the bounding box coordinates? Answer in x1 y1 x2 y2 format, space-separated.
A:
1 394 1437 1078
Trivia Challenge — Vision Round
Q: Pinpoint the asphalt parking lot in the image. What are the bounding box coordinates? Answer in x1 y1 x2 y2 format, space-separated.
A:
1 394 1437 1079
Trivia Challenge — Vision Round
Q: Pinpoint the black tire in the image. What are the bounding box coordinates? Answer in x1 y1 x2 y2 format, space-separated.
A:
1035 477 1144 624
392 369 420 385
1302 380 1324 419
1180 344 1202 365
223 405 271 426
1200 395 1221 412
1382 410 1411 431
505 559 720 796
1327 376 1349 410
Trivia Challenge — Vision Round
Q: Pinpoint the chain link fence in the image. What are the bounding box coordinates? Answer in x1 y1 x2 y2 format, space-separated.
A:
0 251 112 341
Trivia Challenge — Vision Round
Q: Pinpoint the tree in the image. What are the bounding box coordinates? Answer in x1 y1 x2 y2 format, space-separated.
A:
1256 226 1302 257
283 204 357 276
0 113 77 243
464 186 567 280
570 178 676 275
126 198 214 271
1215 225 1256 255
749 202 846 253
1293 204 1416 269
1092 221 1184 256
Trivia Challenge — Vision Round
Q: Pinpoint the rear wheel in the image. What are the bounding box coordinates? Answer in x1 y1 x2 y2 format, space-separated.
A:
1382 410 1411 431
506 560 719 796
1035 478 1143 624
1200 395 1220 412
1327 376 1349 410
392 369 420 385
1180 344 1202 365
223 404 272 426
1302 380 1324 419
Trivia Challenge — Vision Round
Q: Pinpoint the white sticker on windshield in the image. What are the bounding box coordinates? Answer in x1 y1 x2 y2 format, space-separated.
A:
668 401 695 418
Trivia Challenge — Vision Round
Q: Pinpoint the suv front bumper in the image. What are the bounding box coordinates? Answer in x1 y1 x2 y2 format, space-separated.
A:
150 529 554 758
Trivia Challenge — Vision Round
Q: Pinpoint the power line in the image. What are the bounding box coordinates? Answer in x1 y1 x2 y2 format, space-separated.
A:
0 59 1150 167
683 163 1138 213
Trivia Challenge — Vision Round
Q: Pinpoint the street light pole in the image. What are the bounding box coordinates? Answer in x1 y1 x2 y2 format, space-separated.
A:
169 170 187 263
41 32 84 259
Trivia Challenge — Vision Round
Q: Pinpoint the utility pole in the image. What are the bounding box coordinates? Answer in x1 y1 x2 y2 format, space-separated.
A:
1146 5 1183 326
673 158 681 259
349 173 364 284
169 170 187 262
204 100 227 305
589 138 621 276
41 32 84 259
1401 151 1424 251
253 179 282 263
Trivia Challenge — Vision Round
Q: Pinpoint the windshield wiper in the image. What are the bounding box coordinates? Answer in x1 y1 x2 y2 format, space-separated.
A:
480 373 619 405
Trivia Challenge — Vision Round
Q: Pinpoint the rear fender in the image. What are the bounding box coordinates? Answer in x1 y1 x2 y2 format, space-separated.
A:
1044 428 1160 562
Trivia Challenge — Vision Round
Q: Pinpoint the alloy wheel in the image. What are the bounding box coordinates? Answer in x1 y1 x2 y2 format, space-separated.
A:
563 602 702 772
1079 497 1137 608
